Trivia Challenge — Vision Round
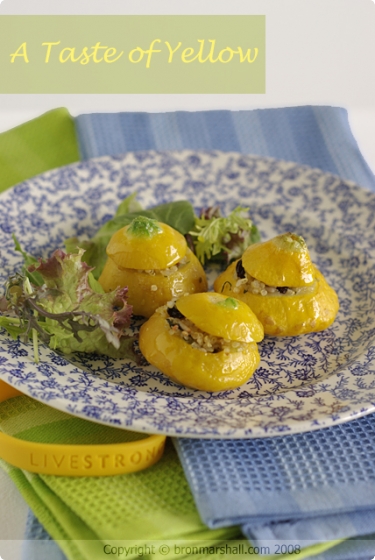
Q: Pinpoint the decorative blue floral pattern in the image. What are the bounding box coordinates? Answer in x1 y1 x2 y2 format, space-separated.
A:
0 151 374 438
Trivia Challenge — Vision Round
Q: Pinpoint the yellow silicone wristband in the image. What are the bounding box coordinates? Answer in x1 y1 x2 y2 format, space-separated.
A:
0 380 166 477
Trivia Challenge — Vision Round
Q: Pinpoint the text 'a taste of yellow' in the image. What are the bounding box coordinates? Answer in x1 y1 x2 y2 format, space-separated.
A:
10 40 259 66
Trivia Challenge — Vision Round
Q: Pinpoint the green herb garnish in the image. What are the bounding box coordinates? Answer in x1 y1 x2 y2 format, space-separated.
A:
216 297 239 310
127 216 162 238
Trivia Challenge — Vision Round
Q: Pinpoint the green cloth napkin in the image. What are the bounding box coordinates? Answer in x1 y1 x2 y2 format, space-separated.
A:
0 107 80 193
0 395 243 560
0 395 339 560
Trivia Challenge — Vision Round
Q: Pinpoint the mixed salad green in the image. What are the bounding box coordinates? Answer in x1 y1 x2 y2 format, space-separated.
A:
0 244 135 363
0 194 259 362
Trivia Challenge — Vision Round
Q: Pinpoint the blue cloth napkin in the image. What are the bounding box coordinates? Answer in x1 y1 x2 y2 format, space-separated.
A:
173 420 375 544
244 510 375 549
22 510 66 560
75 106 375 190
26 106 375 560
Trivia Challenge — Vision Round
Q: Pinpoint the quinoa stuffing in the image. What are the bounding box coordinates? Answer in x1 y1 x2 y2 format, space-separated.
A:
157 302 248 354
137 256 190 278
233 259 316 296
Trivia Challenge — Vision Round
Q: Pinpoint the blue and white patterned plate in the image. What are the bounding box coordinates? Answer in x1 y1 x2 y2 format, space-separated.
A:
0 151 375 438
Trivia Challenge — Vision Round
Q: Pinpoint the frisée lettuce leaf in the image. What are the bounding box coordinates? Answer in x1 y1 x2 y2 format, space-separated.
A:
189 206 260 264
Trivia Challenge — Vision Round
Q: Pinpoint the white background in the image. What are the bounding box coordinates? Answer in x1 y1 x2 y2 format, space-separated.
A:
0 0 374 171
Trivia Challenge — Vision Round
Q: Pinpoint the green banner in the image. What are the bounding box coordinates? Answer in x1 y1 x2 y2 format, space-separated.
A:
0 16 265 93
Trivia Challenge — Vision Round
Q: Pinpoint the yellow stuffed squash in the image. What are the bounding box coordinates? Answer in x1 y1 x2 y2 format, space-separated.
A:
99 216 208 317
139 292 264 392
214 232 339 337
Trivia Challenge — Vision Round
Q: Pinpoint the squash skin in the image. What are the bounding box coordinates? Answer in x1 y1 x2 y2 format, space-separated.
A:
106 221 187 270
242 233 315 287
214 260 339 337
139 312 260 392
175 292 264 342
99 248 207 318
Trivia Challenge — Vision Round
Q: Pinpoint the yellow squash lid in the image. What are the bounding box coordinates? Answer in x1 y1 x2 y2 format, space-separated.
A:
106 216 187 270
175 292 264 342
242 232 314 287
